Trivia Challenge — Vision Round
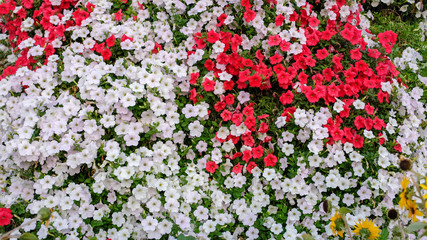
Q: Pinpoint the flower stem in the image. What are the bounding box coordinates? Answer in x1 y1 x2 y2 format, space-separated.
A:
342 214 354 240
410 176 427 216
0 217 38 240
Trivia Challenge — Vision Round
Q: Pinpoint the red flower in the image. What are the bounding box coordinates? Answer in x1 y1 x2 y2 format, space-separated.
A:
232 113 243 126
243 9 256 22
224 80 235 90
309 16 320 27
202 78 216 91
268 35 281 46
368 48 381 59
354 116 365 130
394 143 402 152
306 32 319 46
190 88 198 103
305 89 320 103
106 35 116 47
279 90 294 105
233 163 243 174
258 122 269 133
377 90 389 103
152 42 162 53
298 71 309 85
269 53 283 65
0 208 12 226
264 153 277 167
100 48 112 60
230 34 242 52
86 2 95 12
114 9 123 21
280 40 291 52
189 72 199 85
327 83 340 97
378 133 385 145
243 105 254 116
275 14 285 26
330 127 344 141
289 11 298 22
252 145 264 159
204 60 215 71
72 9 90 26
353 134 364 148
242 150 252 162
224 94 235 105
365 104 375 115
241 0 251 8
214 101 226 112
217 14 227 27
244 115 256 130
207 30 219 43
206 161 218 174
350 48 362 60
316 48 329 60
220 110 232 121
373 116 386 130
364 118 373 130
246 162 257 174
323 68 335 82
378 30 397 54
321 29 336 41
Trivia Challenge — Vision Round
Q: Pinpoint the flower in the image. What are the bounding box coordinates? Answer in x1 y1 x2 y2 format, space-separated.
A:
330 212 344 237
0 208 13 226
352 219 381 240
399 176 410 210
406 199 423 222
206 161 218 174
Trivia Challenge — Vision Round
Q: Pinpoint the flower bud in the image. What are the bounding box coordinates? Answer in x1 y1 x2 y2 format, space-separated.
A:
399 156 412 171
321 199 332 213
387 209 399 220
37 208 51 221
19 233 38 240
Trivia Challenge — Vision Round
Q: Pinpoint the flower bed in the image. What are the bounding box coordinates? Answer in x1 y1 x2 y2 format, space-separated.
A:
0 0 426 239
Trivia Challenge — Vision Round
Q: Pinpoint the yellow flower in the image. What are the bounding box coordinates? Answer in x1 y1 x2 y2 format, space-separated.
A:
353 219 381 240
420 177 427 188
399 176 411 210
406 199 423 222
401 176 410 189
330 212 344 237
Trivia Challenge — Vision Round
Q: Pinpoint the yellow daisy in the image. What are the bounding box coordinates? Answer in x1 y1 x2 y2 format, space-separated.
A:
420 177 427 190
330 212 344 237
353 219 381 240
399 176 410 210
406 199 423 222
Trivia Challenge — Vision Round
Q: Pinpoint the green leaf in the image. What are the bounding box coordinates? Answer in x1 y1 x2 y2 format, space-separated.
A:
177 234 196 240
338 207 352 215
91 220 104 227
378 227 389 240
19 233 38 240
407 221 427 233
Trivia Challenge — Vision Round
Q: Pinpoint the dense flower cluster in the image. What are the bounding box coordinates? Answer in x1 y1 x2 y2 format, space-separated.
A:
0 0 426 239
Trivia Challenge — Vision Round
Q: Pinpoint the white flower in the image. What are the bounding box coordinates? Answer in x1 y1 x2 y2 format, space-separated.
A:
263 168 276 181
353 99 366 109
222 139 235 152
275 116 287 128
202 220 217 234
333 99 345 113
217 126 229 139
141 216 158 232
188 120 204 137
281 143 294 156
237 91 250 104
